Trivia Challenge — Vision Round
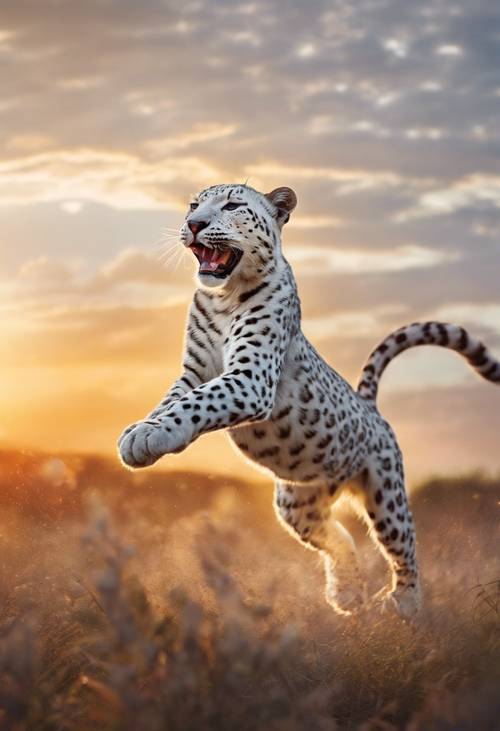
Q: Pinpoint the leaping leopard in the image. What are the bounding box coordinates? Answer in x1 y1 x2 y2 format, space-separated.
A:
118 183 500 618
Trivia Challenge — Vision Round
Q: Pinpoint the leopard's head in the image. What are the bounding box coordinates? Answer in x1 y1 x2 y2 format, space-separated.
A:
180 183 296 289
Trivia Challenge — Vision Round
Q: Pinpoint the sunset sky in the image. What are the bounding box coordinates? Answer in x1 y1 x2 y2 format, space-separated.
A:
0 0 499 484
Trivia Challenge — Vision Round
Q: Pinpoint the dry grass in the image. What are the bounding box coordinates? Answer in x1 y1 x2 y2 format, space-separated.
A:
0 449 498 730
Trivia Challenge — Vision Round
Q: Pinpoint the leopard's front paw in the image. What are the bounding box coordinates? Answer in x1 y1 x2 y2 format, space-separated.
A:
118 420 190 468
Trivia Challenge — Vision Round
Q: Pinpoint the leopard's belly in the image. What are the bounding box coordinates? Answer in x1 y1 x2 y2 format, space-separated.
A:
228 375 373 485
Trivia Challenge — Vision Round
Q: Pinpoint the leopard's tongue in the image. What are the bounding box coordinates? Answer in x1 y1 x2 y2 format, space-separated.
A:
196 245 231 272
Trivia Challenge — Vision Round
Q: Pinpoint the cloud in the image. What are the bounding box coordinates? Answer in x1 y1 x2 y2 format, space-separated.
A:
396 174 500 220
287 243 457 275
245 161 412 193
435 44 464 57
98 250 180 284
18 255 75 285
1 302 187 366
142 123 237 155
0 148 226 211
303 306 404 341
91 247 192 290
292 215 344 229
0 249 193 349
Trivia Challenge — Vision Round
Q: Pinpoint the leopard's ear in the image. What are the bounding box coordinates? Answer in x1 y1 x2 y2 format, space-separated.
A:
265 187 297 225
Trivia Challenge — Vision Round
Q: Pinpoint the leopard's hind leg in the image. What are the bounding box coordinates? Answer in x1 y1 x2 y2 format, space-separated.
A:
359 452 421 618
274 480 364 615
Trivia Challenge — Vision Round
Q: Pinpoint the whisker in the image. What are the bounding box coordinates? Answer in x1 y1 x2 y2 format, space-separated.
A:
157 245 181 265
156 240 178 254
165 246 189 273
172 250 185 273
160 242 188 268
155 239 181 257
149 233 179 253
158 247 182 266
153 240 179 256
155 233 180 243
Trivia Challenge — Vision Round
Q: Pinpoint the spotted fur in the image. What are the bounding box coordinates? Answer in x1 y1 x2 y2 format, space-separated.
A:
118 183 500 618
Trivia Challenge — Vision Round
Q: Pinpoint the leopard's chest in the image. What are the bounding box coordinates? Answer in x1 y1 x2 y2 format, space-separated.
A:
197 312 234 378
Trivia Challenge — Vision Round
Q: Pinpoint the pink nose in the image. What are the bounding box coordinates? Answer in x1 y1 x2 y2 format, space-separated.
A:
188 220 209 236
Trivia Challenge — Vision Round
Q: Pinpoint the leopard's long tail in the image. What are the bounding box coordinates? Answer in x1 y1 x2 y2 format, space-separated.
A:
357 321 500 402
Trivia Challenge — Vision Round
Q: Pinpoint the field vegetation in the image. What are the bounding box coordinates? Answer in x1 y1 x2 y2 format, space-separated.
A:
0 449 498 730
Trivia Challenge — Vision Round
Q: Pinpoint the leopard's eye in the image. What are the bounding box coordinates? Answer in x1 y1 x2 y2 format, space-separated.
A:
222 202 242 211
190 202 199 211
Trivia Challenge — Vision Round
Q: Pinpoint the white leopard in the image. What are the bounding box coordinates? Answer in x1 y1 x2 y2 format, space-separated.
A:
118 183 500 618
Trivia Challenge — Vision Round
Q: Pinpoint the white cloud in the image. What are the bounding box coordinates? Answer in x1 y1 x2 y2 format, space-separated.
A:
245 161 410 192
419 81 443 92
292 215 343 229
396 174 500 221
436 44 463 57
375 92 400 108
308 115 392 138
405 127 444 140
57 76 106 91
61 200 84 214
0 148 225 211
18 256 74 285
92 247 192 291
6 134 55 151
287 243 456 275
228 30 261 46
143 123 237 154
383 38 408 59
303 306 403 340
0 248 193 327
296 42 317 58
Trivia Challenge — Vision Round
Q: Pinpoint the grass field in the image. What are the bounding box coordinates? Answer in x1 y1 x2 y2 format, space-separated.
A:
0 449 498 730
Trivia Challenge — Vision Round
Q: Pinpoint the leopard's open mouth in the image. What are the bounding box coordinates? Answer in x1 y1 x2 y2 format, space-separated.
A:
189 243 243 278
